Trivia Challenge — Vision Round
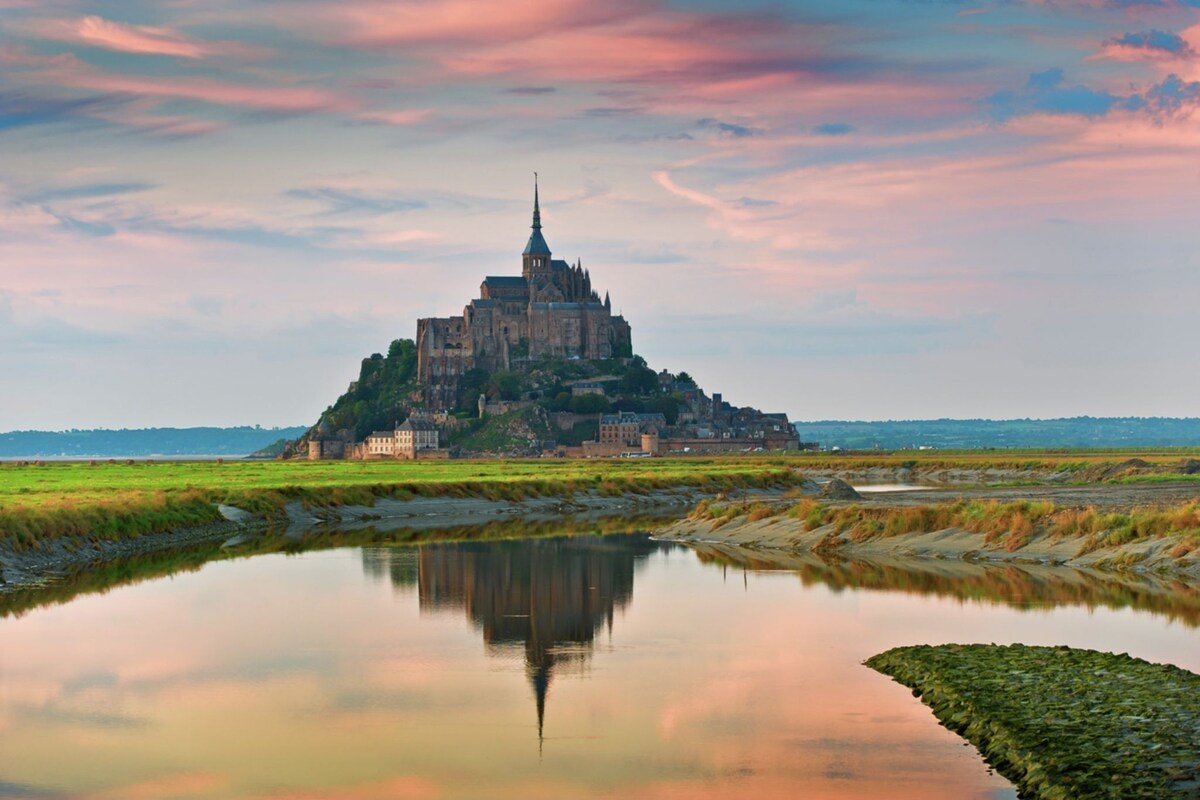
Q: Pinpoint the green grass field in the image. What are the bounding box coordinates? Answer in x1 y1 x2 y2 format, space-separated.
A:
1 450 1195 549
0 456 806 547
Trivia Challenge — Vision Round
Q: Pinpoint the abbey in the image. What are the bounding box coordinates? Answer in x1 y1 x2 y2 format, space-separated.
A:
417 181 632 410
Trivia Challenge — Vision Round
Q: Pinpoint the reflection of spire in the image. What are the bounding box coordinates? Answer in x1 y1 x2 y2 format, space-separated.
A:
531 661 549 755
411 535 664 750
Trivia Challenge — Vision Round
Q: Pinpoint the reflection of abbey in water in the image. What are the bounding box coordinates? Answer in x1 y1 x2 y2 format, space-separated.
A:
362 535 664 743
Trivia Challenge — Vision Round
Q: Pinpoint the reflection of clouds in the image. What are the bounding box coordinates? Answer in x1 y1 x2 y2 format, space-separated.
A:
10 702 149 730
85 772 228 800
5 539 1194 798
244 776 439 800
0 779 68 799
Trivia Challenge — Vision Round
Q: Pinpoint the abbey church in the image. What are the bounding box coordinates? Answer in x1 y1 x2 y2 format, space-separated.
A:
416 181 633 409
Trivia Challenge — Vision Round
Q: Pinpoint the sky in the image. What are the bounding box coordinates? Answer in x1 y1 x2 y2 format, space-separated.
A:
2 0 1199 429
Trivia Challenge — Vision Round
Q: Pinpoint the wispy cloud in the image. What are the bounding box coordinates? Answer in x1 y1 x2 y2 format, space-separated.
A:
0 91 113 130
22 181 156 204
1096 29 1197 61
2 0 1200 424
813 122 855 136
285 187 428 216
697 117 761 138
46 69 356 114
355 109 432 126
22 15 260 59
986 67 1200 120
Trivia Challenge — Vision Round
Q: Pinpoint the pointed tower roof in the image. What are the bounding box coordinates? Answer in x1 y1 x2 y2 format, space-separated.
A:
523 174 552 257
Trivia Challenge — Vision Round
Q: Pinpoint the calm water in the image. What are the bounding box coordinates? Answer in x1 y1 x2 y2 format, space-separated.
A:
2 533 1197 800
851 483 929 493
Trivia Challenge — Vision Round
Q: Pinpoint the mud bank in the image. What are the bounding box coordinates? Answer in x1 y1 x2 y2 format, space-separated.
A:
660 499 1200 581
279 488 702 535
0 488 708 592
0 516 248 591
683 540 1200 626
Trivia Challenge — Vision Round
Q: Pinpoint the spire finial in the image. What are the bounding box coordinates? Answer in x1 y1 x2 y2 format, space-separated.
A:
532 172 541 230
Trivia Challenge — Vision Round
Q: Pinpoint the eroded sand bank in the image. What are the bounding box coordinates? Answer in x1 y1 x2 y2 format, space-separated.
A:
659 486 1200 580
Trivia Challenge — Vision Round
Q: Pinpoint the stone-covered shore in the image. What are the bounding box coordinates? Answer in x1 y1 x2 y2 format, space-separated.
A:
866 644 1200 800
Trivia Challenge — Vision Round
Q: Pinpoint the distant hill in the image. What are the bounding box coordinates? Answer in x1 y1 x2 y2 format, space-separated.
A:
794 417 1200 450
0 426 308 458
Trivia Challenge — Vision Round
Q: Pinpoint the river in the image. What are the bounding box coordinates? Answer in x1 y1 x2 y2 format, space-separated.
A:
1 531 1196 799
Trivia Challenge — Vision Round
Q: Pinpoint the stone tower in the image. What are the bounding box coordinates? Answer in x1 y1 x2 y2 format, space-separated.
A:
522 174 553 283
415 179 634 411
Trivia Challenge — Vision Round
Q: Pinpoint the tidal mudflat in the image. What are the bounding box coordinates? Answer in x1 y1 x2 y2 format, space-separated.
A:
2 529 1197 799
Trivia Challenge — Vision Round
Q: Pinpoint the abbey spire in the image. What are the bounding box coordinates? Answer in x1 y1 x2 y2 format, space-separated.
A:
522 174 552 279
532 174 542 229
417 181 633 409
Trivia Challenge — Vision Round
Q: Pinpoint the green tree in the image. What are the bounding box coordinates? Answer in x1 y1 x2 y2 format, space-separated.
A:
489 370 524 401
645 396 680 425
311 338 423 438
620 355 659 395
385 338 418 382
459 368 491 406
569 393 612 414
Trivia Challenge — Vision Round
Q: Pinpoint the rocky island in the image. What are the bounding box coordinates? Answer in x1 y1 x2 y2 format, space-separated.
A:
294 180 804 460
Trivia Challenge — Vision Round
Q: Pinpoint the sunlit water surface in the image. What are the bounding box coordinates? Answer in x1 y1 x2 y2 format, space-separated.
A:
851 484 930 493
2 534 1196 800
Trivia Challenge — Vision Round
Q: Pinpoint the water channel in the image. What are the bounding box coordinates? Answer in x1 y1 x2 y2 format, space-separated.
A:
1 528 1196 799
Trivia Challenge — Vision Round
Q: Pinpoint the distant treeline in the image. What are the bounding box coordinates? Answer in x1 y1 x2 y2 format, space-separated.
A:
793 417 1200 450
0 426 309 458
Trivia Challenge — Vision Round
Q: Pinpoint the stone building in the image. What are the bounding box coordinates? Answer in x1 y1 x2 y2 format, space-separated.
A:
417 180 633 410
396 417 439 455
365 430 396 457
598 412 667 447
360 416 441 460
307 420 354 460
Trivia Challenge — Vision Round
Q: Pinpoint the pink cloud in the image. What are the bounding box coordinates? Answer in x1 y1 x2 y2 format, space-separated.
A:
0 43 81 68
23 15 266 60
292 0 838 92
439 20 743 83
321 0 642 48
90 99 226 136
652 168 851 252
356 109 433 126
48 68 356 114
645 103 1200 316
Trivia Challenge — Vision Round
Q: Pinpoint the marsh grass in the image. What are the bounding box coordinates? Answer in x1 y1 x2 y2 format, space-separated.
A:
3 450 1195 550
0 458 804 548
696 496 1200 557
